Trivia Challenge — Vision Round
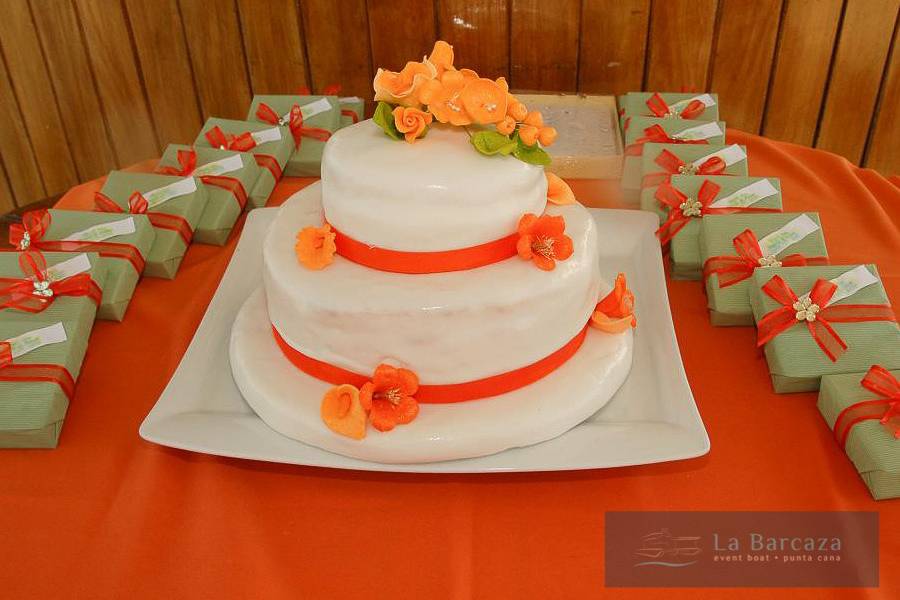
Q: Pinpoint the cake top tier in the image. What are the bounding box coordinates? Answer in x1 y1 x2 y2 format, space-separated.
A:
322 121 547 252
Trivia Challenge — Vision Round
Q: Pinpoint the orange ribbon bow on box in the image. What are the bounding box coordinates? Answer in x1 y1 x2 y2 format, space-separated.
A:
157 149 248 211
756 276 896 362
0 250 101 313
702 229 829 288
94 191 193 246
646 92 706 120
205 126 282 181
641 148 726 188
833 365 900 447
625 124 711 156
255 103 331 150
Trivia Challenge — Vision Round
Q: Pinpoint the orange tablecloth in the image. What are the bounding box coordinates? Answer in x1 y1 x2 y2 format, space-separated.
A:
2 131 899 599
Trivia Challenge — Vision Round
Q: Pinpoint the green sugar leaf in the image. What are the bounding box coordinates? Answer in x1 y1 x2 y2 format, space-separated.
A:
373 101 402 141
470 130 517 156
512 134 552 166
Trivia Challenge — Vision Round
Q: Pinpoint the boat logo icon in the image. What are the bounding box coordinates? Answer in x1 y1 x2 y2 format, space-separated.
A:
633 528 701 567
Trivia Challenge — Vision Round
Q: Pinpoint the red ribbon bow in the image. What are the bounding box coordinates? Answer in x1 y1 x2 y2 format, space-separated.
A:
624 124 711 156
702 229 829 288
94 191 193 246
158 149 248 211
641 149 726 188
654 180 781 245
0 250 102 313
255 102 332 150
204 126 257 152
646 93 706 120
9 209 146 274
833 365 900 447
0 335 77 399
756 275 897 362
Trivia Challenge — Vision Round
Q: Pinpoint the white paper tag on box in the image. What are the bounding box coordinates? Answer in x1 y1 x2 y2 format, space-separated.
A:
669 94 717 113
44 253 92 282
823 266 879 306
192 154 244 177
4 322 67 359
142 177 197 209
251 127 283 145
757 214 820 257
62 217 136 243
693 144 746 168
674 122 723 141
297 97 333 120
339 96 363 105
710 179 778 208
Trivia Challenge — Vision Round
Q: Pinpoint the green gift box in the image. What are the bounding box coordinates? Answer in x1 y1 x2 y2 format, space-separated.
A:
195 118 292 208
157 145 261 246
749 265 900 393
246 95 341 177
639 142 749 212
658 175 783 280
619 92 720 129
621 117 726 203
99 171 207 279
700 213 828 326
19 209 155 321
337 96 364 128
818 368 900 500
0 251 106 324
0 319 91 448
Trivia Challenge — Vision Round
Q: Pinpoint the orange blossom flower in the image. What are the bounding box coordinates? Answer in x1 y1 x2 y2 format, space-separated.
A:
516 213 574 271
360 364 420 432
295 223 336 270
373 60 436 107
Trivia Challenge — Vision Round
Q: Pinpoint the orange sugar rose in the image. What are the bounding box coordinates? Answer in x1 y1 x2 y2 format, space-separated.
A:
295 223 336 270
516 213 574 271
393 106 433 143
590 273 636 333
545 172 576 205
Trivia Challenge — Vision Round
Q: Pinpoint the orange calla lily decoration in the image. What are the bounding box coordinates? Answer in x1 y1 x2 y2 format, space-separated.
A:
295 223 336 270
516 213 574 271
545 173 576 205
590 273 637 333
321 384 368 440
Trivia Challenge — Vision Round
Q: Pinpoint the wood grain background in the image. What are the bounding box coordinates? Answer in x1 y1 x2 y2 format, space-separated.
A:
0 0 898 211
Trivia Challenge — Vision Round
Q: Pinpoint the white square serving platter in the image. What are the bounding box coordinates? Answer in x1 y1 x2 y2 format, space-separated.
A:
140 207 709 473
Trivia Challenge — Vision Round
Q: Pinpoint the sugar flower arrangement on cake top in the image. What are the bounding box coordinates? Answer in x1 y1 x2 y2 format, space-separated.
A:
371 41 557 165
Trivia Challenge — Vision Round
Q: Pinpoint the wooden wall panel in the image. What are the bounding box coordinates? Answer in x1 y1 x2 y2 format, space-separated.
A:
237 0 309 94
125 0 202 146
866 20 900 174
302 0 372 97
437 0 509 80
510 0 580 91
645 0 718 93
0 52 45 205
0 0 78 196
31 0 118 181
75 0 160 166
816 0 900 164
762 0 843 145
709 0 782 133
367 0 436 71
179 0 252 119
0 160 14 213
579 0 650 95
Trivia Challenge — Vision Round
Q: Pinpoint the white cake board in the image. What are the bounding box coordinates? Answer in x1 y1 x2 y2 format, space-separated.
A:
231 288 632 463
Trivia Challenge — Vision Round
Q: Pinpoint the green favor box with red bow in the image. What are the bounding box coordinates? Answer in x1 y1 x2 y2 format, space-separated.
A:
245 95 341 177
157 145 261 246
0 319 92 448
700 213 828 326
749 265 900 393
656 175 783 280
337 96 364 128
194 118 293 208
818 366 900 500
621 116 726 204
0 251 106 325
619 92 720 129
97 171 207 279
639 143 749 212
9 209 155 321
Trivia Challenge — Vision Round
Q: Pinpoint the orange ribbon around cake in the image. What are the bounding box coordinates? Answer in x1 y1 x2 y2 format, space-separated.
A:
272 323 589 403
329 223 520 274
832 365 900 447
157 149 249 211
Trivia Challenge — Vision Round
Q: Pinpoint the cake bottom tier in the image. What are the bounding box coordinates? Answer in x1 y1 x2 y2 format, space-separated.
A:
264 183 603 384
231 288 633 463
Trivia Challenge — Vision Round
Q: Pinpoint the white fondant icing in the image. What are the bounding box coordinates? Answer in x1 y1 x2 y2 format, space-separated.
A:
264 183 602 384
232 288 633 463
321 121 548 251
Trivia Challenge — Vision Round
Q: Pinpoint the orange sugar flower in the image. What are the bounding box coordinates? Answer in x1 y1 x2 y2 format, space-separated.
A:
497 115 516 136
545 172 576 205
523 111 544 127
393 106 433 143
320 384 368 440
590 273 636 333
516 213 574 271
508 100 528 121
518 124 539 146
427 40 455 75
361 364 420 432
295 223 336 270
420 70 472 126
373 60 436 107
460 77 508 124
538 126 558 147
